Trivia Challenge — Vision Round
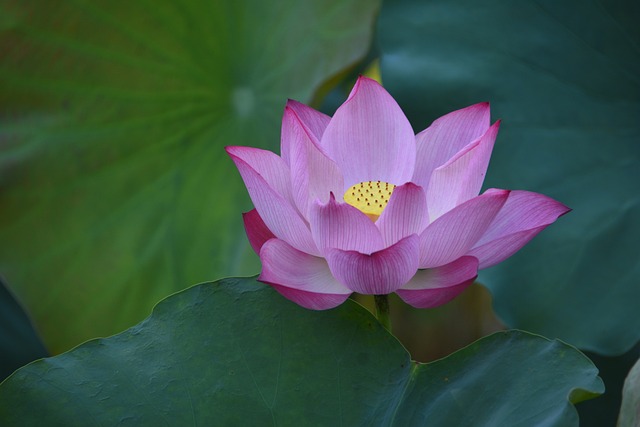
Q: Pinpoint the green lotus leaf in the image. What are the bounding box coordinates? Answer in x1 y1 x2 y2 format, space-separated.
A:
378 0 640 355
0 0 380 353
0 277 603 426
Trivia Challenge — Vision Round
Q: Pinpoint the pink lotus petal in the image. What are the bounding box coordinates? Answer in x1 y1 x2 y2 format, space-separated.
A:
427 121 500 221
259 238 351 310
413 102 491 191
376 182 429 247
326 235 420 295
396 256 479 308
225 146 295 205
285 99 331 144
242 209 276 254
229 77 569 313
283 106 344 218
227 147 320 256
419 189 509 268
469 190 571 268
270 285 351 310
321 76 416 188
309 193 384 255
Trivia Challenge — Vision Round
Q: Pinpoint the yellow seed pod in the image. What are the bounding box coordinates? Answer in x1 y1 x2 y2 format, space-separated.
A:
343 180 396 221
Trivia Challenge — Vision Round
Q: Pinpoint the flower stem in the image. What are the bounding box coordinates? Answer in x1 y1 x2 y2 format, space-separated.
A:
374 294 391 331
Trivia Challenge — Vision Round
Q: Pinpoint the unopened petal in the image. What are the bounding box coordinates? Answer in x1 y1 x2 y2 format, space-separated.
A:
227 148 320 256
310 194 384 255
321 76 416 188
419 189 509 268
427 121 500 221
413 102 491 191
242 209 275 255
396 257 479 308
326 235 420 295
469 190 571 268
259 238 351 310
376 182 429 247
283 106 344 219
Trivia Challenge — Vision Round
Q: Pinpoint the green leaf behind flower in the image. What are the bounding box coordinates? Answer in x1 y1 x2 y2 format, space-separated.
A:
0 277 48 380
0 0 380 353
378 0 640 355
0 277 603 426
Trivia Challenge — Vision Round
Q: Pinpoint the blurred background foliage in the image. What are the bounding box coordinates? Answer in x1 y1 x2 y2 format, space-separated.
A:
0 0 638 424
0 0 380 355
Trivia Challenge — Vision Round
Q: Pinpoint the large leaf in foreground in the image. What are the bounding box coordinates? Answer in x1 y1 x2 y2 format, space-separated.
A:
0 0 379 353
0 277 603 426
378 0 640 355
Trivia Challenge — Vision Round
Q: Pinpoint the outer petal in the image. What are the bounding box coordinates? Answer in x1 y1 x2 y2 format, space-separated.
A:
321 76 416 187
419 189 509 268
326 235 420 295
259 239 351 310
376 182 429 247
413 102 491 191
225 146 294 205
309 193 384 255
396 256 479 308
426 121 500 221
270 285 350 311
227 147 320 256
468 190 571 268
242 209 275 255
283 106 344 218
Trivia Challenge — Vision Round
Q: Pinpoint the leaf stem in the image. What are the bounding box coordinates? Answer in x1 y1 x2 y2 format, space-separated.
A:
374 294 391 331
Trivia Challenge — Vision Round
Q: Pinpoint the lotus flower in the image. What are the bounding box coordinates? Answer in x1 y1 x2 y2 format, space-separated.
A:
226 76 569 310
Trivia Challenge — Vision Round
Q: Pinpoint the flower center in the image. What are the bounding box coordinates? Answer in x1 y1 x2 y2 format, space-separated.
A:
343 181 396 222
